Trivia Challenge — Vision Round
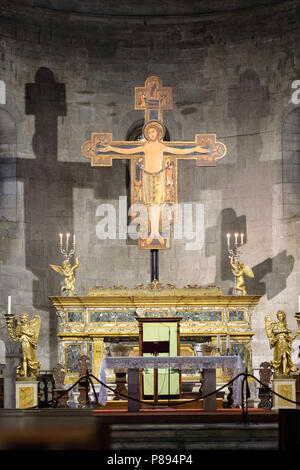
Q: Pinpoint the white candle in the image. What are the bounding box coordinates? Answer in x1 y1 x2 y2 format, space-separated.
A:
234 233 238 245
226 334 230 350
226 233 230 247
241 233 244 245
217 335 220 350
59 233 63 247
8 296 11 315
73 234 76 246
66 233 70 251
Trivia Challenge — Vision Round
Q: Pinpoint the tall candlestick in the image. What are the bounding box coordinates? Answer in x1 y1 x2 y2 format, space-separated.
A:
226 334 230 351
8 296 11 315
226 233 230 248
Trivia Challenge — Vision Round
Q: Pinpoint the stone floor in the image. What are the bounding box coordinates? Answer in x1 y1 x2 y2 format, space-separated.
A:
0 408 279 450
110 423 278 450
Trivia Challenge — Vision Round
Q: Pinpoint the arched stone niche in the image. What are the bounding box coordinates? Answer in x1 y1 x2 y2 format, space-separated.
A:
282 108 300 219
0 108 17 222
0 81 5 105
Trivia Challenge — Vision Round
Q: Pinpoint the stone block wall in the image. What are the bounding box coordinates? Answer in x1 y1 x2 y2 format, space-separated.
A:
0 0 300 370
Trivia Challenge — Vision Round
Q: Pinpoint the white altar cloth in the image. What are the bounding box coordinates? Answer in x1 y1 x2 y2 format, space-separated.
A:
98 355 244 406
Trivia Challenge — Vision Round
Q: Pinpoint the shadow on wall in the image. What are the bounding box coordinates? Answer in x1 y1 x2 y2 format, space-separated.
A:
212 70 294 298
22 67 128 367
282 107 300 219
207 208 247 291
23 67 127 311
246 250 294 300
215 208 294 297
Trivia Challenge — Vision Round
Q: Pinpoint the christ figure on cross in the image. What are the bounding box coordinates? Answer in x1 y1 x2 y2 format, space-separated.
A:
100 120 208 247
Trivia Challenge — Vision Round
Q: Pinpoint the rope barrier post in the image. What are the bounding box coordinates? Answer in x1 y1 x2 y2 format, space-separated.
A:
88 374 99 406
85 372 91 407
241 369 250 425
127 368 140 412
202 368 217 411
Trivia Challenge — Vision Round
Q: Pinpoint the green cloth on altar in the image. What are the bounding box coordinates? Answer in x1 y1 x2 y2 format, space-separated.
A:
142 322 180 397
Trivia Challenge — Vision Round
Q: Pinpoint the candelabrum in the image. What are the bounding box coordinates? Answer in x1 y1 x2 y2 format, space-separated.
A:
226 233 244 295
50 233 78 296
295 312 300 330
59 233 75 263
216 335 231 355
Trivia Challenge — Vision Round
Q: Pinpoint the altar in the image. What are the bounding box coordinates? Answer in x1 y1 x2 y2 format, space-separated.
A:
98 355 244 410
49 282 261 390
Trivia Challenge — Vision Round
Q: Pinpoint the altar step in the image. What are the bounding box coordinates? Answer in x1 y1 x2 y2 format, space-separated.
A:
100 397 223 410
94 409 279 450
109 422 279 450
0 408 287 451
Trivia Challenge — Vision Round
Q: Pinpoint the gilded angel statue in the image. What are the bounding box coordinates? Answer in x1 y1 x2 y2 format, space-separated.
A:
50 257 79 295
229 256 254 295
5 312 41 379
265 311 300 376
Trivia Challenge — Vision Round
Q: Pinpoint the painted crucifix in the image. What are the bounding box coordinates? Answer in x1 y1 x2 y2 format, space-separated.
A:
81 76 226 250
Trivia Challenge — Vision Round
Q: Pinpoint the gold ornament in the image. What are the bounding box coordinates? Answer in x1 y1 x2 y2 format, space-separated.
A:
50 256 79 295
229 256 254 295
5 312 41 379
265 310 300 376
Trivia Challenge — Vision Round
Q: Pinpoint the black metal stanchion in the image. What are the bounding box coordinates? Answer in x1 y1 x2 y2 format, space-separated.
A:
151 249 159 281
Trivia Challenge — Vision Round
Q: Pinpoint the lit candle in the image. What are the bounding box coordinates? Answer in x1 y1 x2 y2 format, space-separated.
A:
217 335 220 351
234 233 238 245
8 296 11 315
66 233 70 251
226 233 230 248
241 233 244 245
73 234 76 246
59 233 63 247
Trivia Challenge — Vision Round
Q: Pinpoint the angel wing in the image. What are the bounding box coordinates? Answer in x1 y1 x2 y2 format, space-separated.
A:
243 265 254 278
29 315 41 347
50 264 65 276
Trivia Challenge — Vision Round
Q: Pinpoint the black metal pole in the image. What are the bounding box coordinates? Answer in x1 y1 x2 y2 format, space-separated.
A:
151 249 159 281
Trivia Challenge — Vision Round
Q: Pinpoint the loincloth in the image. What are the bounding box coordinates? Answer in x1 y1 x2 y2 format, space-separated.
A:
142 169 165 205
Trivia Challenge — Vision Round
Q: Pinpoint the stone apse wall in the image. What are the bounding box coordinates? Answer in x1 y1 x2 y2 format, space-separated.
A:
0 0 300 370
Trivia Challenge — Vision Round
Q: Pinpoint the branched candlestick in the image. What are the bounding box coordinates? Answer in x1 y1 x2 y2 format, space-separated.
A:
226 233 244 295
59 233 76 263
294 312 300 337
226 232 244 263
50 233 79 296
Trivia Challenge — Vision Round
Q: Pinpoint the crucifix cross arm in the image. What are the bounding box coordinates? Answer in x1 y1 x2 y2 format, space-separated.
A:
103 142 143 155
162 143 208 155
81 132 143 167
